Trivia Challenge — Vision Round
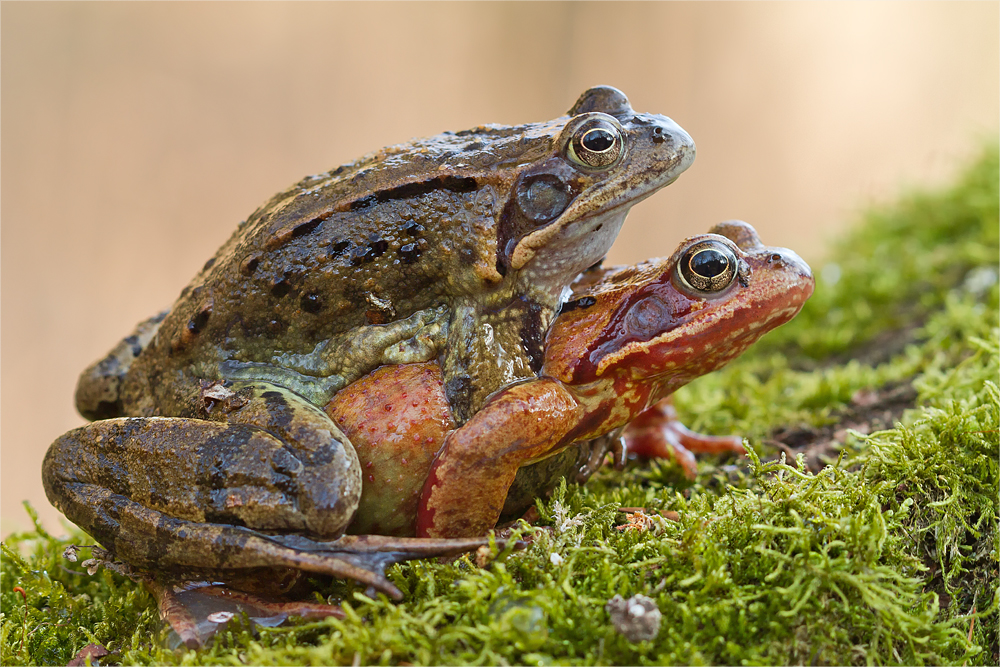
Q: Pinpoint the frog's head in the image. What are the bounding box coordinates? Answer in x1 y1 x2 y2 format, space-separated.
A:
544 220 814 391
273 86 692 302
498 86 695 293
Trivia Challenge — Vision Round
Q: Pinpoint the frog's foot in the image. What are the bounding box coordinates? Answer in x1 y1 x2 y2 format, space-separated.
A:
574 429 627 485
147 533 513 648
147 579 345 649
266 532 507 599
624 398 745 479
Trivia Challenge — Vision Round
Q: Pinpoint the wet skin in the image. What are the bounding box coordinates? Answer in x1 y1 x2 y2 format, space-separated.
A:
73 86 695 428
44 86 697 603
43 221 810 645
324 221 815 538
44 220 810 588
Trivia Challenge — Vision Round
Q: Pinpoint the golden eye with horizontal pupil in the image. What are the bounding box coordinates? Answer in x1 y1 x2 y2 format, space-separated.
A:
569 119 625 169
678 241 739 293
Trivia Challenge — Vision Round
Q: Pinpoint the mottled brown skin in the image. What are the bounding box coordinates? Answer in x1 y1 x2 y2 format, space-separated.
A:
77 85 695 425
418 221 815 537
44 87 696 601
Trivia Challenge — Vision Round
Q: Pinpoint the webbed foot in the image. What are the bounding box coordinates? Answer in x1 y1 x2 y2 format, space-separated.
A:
624 398 745 479
72 532 512 648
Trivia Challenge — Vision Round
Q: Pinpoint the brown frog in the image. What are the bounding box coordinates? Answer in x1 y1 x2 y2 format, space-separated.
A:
76 86 695 426
45 87 694 606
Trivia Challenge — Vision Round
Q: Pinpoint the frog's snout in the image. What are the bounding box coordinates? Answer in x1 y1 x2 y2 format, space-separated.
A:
766 248 813 281
651 116 695 170
759 247 815 303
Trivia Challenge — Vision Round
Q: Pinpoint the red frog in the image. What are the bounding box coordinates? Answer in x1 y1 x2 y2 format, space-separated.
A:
327 220 814 539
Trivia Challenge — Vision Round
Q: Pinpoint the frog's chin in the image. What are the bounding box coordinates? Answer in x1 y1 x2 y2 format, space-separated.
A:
513 208 629 300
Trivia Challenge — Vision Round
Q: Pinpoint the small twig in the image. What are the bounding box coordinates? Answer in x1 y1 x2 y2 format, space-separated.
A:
963 605 977 667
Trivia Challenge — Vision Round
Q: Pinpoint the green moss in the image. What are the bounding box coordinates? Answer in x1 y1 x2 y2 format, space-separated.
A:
3 145 997 665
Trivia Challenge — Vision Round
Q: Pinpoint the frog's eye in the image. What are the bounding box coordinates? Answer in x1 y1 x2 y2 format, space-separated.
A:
568 118 625 169
677 240 739 294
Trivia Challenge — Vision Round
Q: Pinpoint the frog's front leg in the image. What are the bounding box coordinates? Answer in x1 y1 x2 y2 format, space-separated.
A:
417 379 583 538
623 397 746 479
43 381 484 597
441 297 555 425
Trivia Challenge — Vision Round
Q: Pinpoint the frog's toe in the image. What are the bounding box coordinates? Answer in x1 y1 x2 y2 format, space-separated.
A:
274 532 508 594
624 399 745 479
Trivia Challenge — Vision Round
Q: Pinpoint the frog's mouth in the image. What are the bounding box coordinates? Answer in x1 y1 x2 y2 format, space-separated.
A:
510 183 664 276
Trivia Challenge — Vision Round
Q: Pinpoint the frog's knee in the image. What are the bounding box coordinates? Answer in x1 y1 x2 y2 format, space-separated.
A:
290 444 363 537
41 426 103 528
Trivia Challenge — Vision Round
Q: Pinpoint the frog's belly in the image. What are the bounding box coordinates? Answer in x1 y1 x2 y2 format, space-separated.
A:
325 362 453 537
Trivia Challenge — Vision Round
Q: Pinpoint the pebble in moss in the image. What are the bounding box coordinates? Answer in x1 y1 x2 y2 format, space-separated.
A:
606 594 661 643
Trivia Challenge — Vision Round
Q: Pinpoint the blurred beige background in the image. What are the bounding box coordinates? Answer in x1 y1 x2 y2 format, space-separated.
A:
2 2 997 535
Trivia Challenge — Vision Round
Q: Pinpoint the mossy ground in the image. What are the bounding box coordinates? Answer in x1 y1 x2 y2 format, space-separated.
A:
3 146 997 666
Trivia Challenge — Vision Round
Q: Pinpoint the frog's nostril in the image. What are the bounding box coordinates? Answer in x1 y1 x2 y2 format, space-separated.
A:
766 249 813 279
651 126 666 144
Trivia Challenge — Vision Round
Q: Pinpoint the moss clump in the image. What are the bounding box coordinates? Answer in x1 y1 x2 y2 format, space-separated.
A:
3 145 997 665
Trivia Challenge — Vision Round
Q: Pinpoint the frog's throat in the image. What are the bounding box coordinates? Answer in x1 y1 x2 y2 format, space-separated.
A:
512 208 629 306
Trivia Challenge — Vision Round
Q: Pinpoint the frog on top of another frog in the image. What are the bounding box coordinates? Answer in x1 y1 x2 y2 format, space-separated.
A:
44 220 810 646
75 85 694 430
44 86 696 608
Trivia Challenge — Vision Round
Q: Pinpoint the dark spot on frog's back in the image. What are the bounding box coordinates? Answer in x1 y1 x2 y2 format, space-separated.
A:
398 243 422 264
123 334 143 357
187 303 213 336
300 293 322 314
329 240 351 257
350 237 388 266
345 176 477 212
271 279 292 298
559 296 597 315
403 221 425 237
240 255 260 276
367 237 389 257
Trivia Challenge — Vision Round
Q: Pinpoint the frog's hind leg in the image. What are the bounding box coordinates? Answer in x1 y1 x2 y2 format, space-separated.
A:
44 381 495 599
624 397 746 479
